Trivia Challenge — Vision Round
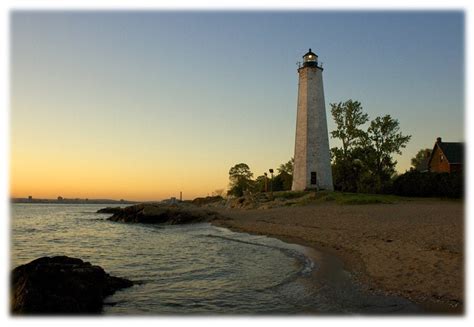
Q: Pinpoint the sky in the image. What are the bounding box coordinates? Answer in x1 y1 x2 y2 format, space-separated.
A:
10 11 464 201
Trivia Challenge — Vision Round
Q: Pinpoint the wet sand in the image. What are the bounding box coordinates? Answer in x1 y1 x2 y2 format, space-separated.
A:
211 199 464 313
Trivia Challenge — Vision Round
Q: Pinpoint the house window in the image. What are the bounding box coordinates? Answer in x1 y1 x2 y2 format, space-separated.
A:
440 155 444 162
310 172 317 185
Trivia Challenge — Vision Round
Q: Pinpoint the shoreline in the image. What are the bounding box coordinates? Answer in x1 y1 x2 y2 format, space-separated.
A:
212 220 422 314
210 199 464 314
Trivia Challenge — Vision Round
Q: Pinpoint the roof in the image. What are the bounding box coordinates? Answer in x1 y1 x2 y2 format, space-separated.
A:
303 48 317 58
437 142 464 164
428 141 464 166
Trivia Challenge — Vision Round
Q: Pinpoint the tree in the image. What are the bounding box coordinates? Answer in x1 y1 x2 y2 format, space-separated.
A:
277 158 294 175
227 163 254 197
411 148 432 171
365 115 411 192
253 175 268 193
275 158 294 191
274 171 292 191
330 100 369 157
330 100 369 192
330 100 411 193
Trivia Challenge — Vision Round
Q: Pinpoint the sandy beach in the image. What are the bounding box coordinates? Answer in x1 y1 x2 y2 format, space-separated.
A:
212 199 464 313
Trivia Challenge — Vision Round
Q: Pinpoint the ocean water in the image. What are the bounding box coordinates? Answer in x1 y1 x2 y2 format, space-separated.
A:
11 204 420 315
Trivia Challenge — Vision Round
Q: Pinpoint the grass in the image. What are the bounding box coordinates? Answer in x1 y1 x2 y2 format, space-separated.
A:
313 191 407 205
226 190 415 208
272 190 312 200
267 190 407 206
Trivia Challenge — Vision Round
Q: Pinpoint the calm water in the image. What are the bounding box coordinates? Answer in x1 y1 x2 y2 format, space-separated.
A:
11 204 420 314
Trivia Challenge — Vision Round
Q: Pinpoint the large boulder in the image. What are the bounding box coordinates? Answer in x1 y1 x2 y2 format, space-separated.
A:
11 256 133 314
106 203 221 224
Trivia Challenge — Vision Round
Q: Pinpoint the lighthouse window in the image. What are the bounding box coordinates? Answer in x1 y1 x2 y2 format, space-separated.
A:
310 172 317 185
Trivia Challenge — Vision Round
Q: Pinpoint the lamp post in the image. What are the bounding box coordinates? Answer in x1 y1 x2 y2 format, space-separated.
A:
264 172 268 193
269 169 274 200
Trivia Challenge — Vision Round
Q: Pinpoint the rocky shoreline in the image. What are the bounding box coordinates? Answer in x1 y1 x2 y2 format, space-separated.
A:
100 203 223 224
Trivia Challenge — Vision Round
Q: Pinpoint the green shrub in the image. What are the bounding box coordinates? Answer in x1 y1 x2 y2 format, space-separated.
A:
392 170 463 198
192 196 224 206
273 190 310 200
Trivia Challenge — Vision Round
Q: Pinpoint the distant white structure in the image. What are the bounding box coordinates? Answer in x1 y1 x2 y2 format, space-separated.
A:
292 49 333 191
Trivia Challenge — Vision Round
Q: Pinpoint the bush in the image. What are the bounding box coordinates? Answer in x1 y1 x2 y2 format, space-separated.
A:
273 190 310 200
392 170 463 198
192 196 224 206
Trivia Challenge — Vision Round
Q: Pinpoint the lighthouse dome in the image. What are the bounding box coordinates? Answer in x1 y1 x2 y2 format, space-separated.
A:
302 48 318 67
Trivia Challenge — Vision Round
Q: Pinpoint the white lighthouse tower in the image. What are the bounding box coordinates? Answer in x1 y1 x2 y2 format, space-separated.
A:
292 49 333 191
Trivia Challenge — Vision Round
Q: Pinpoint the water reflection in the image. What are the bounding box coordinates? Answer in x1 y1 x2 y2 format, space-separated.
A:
11 204 312 314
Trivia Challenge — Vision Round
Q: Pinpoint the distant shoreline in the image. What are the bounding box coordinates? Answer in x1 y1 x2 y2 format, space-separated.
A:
11 198 138 205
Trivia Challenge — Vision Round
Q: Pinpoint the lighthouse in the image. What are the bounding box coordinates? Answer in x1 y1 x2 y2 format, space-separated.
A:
292 49 334 191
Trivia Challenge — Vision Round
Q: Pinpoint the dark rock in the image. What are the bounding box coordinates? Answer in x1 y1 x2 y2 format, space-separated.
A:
11 256 133 314
96 207 123 214
107 203 220 224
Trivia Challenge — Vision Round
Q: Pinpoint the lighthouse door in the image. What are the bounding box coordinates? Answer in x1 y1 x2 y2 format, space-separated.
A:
310 172 317 185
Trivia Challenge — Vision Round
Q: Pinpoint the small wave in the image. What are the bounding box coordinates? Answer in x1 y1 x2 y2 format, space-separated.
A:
204 234 315 286
161 301 186 308
83 218 109 222
22 228 39 233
